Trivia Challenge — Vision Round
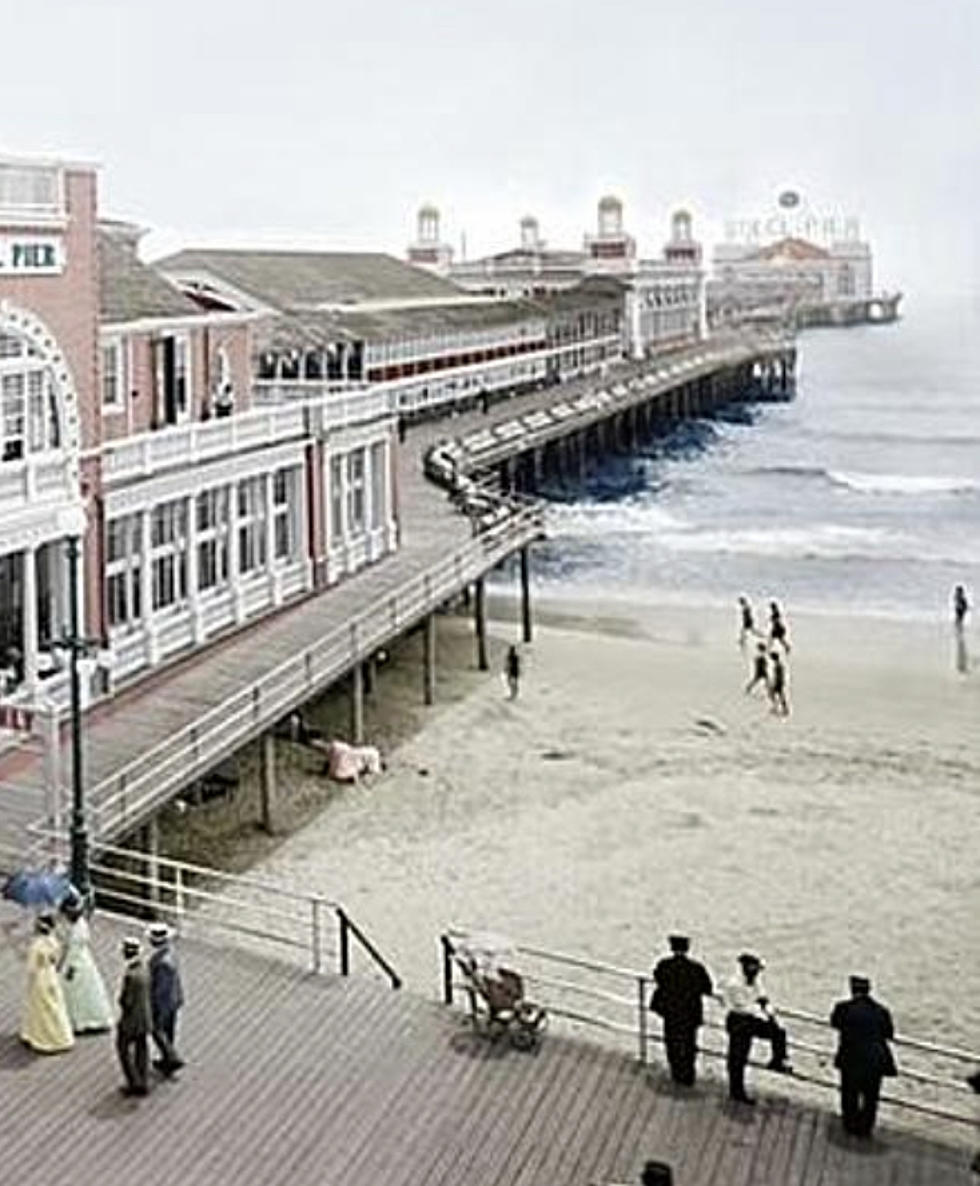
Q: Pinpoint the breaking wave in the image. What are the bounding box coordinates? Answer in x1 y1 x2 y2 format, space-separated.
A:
745 465 978 497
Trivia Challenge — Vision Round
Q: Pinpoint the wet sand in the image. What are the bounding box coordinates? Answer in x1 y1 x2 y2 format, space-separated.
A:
188 595 980 1051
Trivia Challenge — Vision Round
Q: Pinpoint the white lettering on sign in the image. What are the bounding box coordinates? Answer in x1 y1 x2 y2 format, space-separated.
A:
725 207 861 246
0 234 65 274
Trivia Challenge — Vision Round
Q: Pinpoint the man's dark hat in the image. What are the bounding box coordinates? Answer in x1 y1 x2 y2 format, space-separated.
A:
738 952 763 970
668 934 690 952
850 975 871 993
121 937 141 957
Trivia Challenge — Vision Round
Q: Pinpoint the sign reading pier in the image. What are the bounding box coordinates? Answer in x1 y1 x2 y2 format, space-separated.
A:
725 191 860 246
0 233 65 275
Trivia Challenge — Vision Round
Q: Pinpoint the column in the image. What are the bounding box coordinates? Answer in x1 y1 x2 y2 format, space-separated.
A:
22 546 38 692
350 662 364 743
186 493 203 645
140 509 158 665
259 732 277 834
41 700 61 841
363 446 375 559
474 577 489 672
52 540 68 644
141 814 160 908
264 471 281 606
228 480 245 623
519 545 532 644
423 613 436 706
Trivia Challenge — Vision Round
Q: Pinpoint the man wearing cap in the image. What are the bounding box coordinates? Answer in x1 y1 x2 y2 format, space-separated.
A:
830 976 897 1137
721 953 791 1104
650 935 714 1086
116 938 151 1097
147 923 185 1077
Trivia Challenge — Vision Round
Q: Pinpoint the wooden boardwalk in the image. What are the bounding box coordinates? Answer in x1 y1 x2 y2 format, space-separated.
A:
0 909 973 1186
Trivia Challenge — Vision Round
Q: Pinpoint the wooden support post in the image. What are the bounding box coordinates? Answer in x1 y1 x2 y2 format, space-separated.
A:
577 431 587 483
423 613 436 706
533 447 544 488
475 577 489 671
141 815 160 909
519 545 532 644
260 732 277 834
364 656 376 696
350 662 364 744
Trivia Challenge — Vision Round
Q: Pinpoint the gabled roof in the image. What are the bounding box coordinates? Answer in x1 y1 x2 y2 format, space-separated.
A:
748 237 831 262
98 230 203 324
156 249 463 311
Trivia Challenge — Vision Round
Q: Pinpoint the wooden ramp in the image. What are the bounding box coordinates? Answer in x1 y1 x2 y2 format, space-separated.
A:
0 912 972 1186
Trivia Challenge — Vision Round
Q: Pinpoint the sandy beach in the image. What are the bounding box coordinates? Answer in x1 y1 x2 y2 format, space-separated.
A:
172 591 980 1057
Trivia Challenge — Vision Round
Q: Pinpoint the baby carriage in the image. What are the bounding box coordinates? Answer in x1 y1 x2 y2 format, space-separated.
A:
453 932 548 1051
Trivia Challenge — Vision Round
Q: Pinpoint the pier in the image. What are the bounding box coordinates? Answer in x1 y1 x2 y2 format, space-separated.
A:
0 330 794 856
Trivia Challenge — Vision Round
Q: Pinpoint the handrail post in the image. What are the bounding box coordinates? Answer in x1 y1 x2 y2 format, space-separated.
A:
637 975 649 1066
338 907 350 976
311 897 323 974
174 866 185 920
441 934 455 1006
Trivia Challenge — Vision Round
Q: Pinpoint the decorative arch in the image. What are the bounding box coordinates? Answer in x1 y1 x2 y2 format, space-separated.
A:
0 298 81 490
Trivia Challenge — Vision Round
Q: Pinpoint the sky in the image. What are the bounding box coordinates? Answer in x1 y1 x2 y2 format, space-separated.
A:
4 0 979 295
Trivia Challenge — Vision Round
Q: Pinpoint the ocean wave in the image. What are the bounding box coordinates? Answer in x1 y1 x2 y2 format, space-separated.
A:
651 524 895 561
744 465 978 497
548 500 686 537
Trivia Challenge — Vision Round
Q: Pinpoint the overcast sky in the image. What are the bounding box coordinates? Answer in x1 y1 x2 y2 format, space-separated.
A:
5 0 978 295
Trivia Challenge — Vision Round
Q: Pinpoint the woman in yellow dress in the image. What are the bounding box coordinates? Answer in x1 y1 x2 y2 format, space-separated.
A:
20 913 74 1053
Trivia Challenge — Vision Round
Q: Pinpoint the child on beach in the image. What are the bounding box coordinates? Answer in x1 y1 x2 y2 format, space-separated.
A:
769 601 791 654
745 642 769 695
737 596 756 650
768 652 790 717
505 645 521 700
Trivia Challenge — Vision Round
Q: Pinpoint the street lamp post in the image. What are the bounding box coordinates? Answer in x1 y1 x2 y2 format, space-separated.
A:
66 533 90 900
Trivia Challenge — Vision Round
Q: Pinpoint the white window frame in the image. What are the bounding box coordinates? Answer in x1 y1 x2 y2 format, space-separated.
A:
150 499 188 614
237 476 267 575
105 513 142 633
347 448 366 536
272 467 297 562
196 487 230 594
101 338 125 412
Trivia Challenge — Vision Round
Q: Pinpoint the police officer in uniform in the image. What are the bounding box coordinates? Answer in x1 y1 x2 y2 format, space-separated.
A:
650 935 713 1086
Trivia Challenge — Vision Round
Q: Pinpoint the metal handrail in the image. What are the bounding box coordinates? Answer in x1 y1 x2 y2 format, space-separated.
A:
440 930 979 1132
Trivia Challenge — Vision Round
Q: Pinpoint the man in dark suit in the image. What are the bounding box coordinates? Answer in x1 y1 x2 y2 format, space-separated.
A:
651 935 714 1086
830 975 897 1137
116 937 151 1097
147 923 185 1077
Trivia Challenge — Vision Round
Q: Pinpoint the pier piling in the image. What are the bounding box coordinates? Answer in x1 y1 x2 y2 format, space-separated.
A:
423 613 436 705
260 733 277 834
475 577 489 671
519 545 533 644
350 663 365 744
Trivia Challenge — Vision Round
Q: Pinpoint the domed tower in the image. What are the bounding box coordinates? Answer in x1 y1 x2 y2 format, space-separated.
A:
584 194 635 273
519 215 541 252
407 203 453 273
664 208 702 266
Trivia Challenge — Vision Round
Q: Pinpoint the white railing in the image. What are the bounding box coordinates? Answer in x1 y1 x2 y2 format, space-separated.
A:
439 930 979 1136
98 388 398 485
86 501 542 838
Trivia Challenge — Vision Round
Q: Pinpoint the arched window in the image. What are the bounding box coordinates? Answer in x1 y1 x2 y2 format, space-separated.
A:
0 330 61 462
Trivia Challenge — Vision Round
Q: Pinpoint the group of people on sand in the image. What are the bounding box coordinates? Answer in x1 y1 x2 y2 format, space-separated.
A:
18 900 185 1098
738 596 791 716
649 933 897 1139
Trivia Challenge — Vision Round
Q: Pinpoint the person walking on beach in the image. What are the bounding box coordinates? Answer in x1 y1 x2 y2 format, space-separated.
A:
953 585 970 674
505 645 521 700
737 596 756 650
768 652 790 717
830 975 897 1138
721 953 791 1105
744 642 769 696
768 601 791 654
20 913 74 1054
116 937 151 1097
650 935 714 1087
147 923 185 1077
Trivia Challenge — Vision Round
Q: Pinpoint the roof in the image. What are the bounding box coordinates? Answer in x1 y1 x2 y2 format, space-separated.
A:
748 237 831 262
156 249 463 311
98 229 203 323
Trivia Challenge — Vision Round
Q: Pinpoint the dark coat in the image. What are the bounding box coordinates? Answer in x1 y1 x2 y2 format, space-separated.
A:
830 995 897 1078
117 962 152 1036
651 954 713 1027
149 947 184 1021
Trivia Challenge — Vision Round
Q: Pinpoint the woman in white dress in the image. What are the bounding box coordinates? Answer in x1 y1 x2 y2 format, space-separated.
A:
20 914 74 1053
59 897 113 1034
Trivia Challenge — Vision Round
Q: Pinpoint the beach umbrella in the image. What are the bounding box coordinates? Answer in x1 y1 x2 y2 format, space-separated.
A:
1 868 77 909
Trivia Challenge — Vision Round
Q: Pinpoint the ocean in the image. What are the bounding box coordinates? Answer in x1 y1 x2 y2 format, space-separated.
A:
534 296 980 622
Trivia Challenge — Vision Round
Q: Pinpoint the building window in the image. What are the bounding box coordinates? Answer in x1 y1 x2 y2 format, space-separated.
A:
106 514 142 631
330 456 344 540
273 467 297 561
347 449 366 535
196 487 229 592
154 334 191 426
101 341 124 409
237 476 267 574
151 500 188 612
